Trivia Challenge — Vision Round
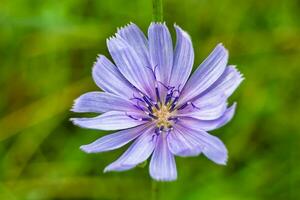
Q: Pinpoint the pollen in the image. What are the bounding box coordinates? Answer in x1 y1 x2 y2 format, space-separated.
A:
153 104 172 128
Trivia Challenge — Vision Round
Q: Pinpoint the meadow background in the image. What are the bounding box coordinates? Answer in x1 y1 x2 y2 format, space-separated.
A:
0 0 299 199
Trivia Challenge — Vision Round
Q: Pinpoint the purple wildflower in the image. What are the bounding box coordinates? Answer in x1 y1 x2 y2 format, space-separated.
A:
71 22 244 181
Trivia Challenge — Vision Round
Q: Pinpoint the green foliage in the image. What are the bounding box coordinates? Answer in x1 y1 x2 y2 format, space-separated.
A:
0 0 299 199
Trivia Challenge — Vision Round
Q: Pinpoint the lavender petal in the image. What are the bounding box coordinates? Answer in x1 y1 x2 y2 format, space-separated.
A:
92 55 137 99
107 36 155 98
80 124 151 153
177 103 237 131
117 23 150 69
176 101 228 120
104 127 156 172
148 22 173 86
179 44 228 105
167 128 202 157
149 133 177 181
71 111 147 131
72 92 136 113
176 125 228 165
193 66 244 104
169 25 194 89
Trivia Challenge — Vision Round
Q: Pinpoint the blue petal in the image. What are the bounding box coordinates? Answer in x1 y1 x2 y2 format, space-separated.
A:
149 133 177 181
169 25 194 89
167 128 202 157
117 23 150 69
72 92 137 113
193 66 244 104
80 124 151 153
176 100 228 120
107 36 155 98
177 103 237 131
104 126 156 172
176 125 228 165
92 55 137 99
179 44 228 105
71 111 147 131
148 23 173 86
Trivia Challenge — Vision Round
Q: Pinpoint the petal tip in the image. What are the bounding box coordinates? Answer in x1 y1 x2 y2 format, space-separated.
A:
93 54 105 69
232 102 237 107
229 65 245 81
150 21 167 28
217 42 224 47
80 145 92 153
174 24 191 40
70 99 79 113
103 163 117 173
211 153 228 165
103 167 110 173
219 157 228 165
216 43 228 54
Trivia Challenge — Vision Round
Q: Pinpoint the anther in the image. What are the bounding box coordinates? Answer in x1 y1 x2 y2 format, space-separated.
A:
155 82 161 103
148 113 158 119
138 92 154 108
155 127 160 135
141 117 152 121
168 116 178 121
147 105 153 113
153 102 160 109
191 102 201 110
165 89 174 105
177 102 191 110
143 96 153 106
127 114 139 120
159 126 164 132
169 96 179 111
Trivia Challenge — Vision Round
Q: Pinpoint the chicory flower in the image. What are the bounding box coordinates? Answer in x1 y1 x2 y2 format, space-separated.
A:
71 22 243 181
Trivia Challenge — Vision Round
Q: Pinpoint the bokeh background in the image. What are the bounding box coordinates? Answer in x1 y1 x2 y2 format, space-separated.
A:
1 0 299 199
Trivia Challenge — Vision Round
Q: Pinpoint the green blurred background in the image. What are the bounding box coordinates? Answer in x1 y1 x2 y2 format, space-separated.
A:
0 0 299 199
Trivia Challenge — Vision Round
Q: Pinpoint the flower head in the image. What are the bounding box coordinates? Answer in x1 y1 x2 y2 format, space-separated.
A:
71 22 244 181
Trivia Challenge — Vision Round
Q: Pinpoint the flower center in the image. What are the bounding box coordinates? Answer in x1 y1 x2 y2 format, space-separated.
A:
153 104 172 129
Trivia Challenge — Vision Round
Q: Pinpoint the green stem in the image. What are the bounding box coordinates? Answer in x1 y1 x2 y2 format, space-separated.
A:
151 180 159 200
152 0 163 22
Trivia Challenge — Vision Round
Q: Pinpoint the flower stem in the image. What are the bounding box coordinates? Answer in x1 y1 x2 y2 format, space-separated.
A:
152 0 163 22
151 180 159 200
